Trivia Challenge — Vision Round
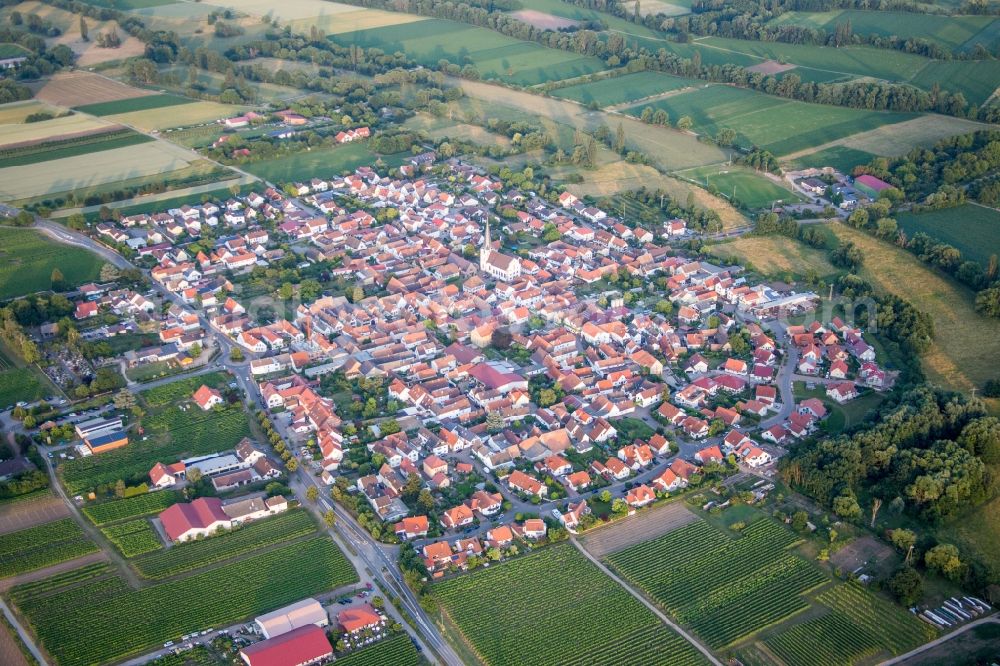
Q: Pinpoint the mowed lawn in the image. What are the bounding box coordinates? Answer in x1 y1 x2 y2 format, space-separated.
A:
622 85 915 156
677 165 805 209
551 71 701 107
243 142 405 183
0 228 103 299
828 223 1000 390
0 342 57 409
790 145 877 174
330 18 607 86
896 204 1000 266
706 234 838 280
433 543 710 666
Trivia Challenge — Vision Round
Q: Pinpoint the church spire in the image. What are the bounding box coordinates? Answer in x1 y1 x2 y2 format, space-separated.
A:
480 218 492 270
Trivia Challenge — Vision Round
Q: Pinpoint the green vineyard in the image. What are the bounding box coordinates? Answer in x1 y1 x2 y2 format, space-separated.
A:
133 509 317 579
12 535 357 666
0 518 99 578
101 519 163 558
335 634 421 666
607 518 826 648
83 491 182 526
433 543 709 666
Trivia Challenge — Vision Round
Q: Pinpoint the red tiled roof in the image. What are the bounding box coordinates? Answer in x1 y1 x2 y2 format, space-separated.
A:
240 624 332 666
337 604 382 633
159 497 229 541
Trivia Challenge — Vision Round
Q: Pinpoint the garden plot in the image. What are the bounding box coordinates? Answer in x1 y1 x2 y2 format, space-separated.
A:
0 140 197 200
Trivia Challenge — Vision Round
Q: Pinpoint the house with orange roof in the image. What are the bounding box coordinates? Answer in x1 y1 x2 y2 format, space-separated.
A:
394 515 429 540
565 470 591 492
193 385 224 411
626 484 656 508
485 525 514 547
442 504 474 530
507 470 547 498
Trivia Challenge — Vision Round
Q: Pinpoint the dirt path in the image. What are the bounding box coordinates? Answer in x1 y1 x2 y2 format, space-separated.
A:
570 537 723 666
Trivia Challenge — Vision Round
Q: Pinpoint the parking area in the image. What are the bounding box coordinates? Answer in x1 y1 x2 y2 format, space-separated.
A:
0 493 69 536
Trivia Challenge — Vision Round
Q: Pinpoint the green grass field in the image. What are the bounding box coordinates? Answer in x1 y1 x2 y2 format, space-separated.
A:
677 165 805 209
434 543 709 666
0 131 154 168
0 367 50 409
74 94 196 117
897 204 1000 266
551 71 700 107
0 228 103 300
706 235 838 281
790 145 876 174
768 10 998 53
11 535 356 666
910 59 1000 106
77 0 175 7
938 494 1000 585
0 43 30 58
244 142 404 183
623 85 914 156
330 18 607 86
0 518 98 578
512 0 661 38
792 381 884 433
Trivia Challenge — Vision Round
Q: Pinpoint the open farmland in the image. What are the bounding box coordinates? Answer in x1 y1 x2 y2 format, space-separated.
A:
623 85 915 156
789 146 877 174
828 223 1000 390
433 543 710 666
911 59 1000 106
244 141 402 183
0 228 103 300
28 71 153 107
896 204 1000 266
75 94 196 117
706 235 837 280
768 10 999 53
59 405 251 493
0 100 60 124
403 114 512 147
621 0 690 17
133 509 318 579
0 128 153 167
10 535 357 666
762 583 934 666
82 490 183 527
103 100 242 131
0 113 116 149
607 517 828 649
334 634 421 666
141 371 231 407
454 79 728 170
551 71 701 107
331 18 608 86
0 366 53 409
0 140 202 200
676 165 805 209
0 518 98 578
510 0 662 37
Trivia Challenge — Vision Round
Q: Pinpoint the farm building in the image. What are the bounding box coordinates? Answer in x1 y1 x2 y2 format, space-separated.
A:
853 174 893 199
159 497 232 542
74 416 123 439
255 598 328 639
239 624 332 666
337 604 384 634
84 431 129 455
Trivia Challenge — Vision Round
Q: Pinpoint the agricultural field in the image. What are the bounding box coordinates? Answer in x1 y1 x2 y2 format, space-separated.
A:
82 490 183 526
133 509 318 579
101 519 163 558
767 10 999 54
80 0 175 8
622 84 915 156
828 223 1000 391
621 0 691 17
550 71 701 107
789 146 877 174
0 100 59 124
0 140 204 201
606 517 828 649
896 204 1000 267
455 80 729 171
0 113 116 149
75 94 196 117
244 141 403 183
798 114 990 161
0 228 103 300
140 371 231 407
676 165 805 209
402 114 512 148
0 518 98 578
509 0 662 38
706 235 837 281
334 634 421 666
433 543 710 666
102 100 243 131
11 535 357 666
0 128 154 168
762 584 935 666
330 18 608 86
0 366 52 410
59 406 251 493
910 59 1000 106
28 70 153 107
